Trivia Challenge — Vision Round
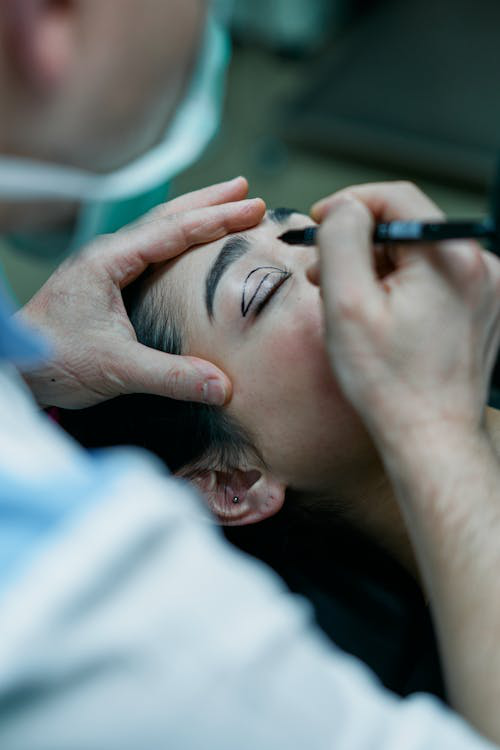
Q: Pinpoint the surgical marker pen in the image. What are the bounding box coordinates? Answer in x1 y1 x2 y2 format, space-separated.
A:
279 217 498 248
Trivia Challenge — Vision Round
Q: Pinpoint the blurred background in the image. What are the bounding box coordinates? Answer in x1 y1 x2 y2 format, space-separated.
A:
2 0 497 304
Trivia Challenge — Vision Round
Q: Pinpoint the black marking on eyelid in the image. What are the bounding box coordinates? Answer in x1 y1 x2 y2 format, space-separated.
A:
241 265 287 317
242 272 274 317
254 272 292 316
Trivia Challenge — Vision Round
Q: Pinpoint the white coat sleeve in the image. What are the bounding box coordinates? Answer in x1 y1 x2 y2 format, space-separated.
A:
0 455 497 750
0 364 496 750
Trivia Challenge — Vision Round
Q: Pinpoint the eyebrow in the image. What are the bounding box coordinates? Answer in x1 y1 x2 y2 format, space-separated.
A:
204 207 302 320
205 235 251 319
267 207 300 224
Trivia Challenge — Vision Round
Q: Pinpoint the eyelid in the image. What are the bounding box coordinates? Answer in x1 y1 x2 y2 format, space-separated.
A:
242 265 292 318
254 270 291 316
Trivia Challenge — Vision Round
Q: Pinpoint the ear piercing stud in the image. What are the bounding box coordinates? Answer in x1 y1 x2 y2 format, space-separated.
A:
232 496 240 504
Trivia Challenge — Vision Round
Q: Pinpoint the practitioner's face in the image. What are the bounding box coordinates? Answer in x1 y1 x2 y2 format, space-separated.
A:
0 0 206 231
152 209 375 495
0 0 205 170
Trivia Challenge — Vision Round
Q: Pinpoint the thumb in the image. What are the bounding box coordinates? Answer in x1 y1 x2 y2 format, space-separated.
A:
306 258 320 287
117 343 232 405
318 195 382 310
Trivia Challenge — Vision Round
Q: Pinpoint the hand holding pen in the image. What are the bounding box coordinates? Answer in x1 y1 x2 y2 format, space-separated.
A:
306 182 500 745
280 172 500 255
304 180 500 442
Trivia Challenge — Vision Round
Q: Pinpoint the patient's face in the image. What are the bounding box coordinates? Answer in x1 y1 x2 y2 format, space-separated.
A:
154 209 374 493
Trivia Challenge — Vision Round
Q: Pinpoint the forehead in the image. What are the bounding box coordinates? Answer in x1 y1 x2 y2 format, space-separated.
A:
146 209 317 353
185 208 314 269
152 209 314 304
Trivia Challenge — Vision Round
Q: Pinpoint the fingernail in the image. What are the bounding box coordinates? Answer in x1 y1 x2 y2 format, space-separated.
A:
310 202 324 221
202 378 228 406
237 197 264 213
311 195 355 222
246 197 266 209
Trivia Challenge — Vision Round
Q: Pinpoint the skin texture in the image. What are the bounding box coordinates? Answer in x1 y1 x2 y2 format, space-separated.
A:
146 187 500 570
21 179 266 406
146 209 411 558
174 213 372 487
150 212 368 486
0 0 206 230
313 183 500 743
1 0 205 168
145 181 500 742
3 3 264 407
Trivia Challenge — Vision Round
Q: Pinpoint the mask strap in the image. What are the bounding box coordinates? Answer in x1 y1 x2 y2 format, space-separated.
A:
0 15 230 204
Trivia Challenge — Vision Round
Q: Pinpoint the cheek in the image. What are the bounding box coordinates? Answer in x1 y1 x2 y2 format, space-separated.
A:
229 300 369 490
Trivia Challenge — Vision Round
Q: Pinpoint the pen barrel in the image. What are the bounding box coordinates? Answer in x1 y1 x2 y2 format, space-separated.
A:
280 218 497 249
374 219 496 243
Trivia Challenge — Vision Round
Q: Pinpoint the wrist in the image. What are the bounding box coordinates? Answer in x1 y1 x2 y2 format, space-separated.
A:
377 422 499 558
366 402 486 468
381 419 491 483
371 415 495 520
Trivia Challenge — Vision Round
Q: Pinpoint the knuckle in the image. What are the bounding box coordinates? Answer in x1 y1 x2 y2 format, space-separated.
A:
332 287 371 323
188 216 221 245
163 365 188 398
457 243 487 284
328 196 371 230
77 248 103 276
393 181 444 218
176 219 190 247
83 234 115 263
393 180 421 197
143 204 168 222
470 246 488 280
92 232 115 249
160 214 188 246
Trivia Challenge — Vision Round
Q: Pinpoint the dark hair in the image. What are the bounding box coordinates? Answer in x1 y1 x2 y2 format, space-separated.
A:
62 208 302 469
61 252 444 700
60 268 259 475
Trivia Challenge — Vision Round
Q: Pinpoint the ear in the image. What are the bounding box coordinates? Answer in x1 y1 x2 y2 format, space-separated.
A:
3 0 76 90
190 467 286 526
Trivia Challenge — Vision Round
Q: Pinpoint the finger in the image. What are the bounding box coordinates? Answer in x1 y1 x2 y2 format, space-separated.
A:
318 195 384 318
306 257 320 286
431 240 487 291
481 247 500 285
117 343 232 405
156 176 249 216
311 181 444 224
135 176 249 226
105 198 266 287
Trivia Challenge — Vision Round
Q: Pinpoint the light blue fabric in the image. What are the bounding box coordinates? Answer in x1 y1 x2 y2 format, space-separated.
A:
0 446 137 597
1 16 231 259
0 273 47 364
0 271 497 750
0 280 152 595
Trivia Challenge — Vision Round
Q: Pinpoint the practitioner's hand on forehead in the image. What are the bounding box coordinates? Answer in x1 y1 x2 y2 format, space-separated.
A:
19 178 265 409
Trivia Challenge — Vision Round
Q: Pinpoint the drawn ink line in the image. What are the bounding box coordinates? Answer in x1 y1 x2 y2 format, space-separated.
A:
241 266 286 317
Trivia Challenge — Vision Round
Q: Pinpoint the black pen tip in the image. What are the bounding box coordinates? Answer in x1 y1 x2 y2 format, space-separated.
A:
279 230 300 244
278 227 317 245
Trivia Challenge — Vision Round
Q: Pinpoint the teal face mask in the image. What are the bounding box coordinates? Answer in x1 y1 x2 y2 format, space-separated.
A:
0 15 230 260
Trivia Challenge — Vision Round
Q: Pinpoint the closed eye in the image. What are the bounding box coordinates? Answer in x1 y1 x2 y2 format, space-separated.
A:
254 271 291 316
242 266 292 318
